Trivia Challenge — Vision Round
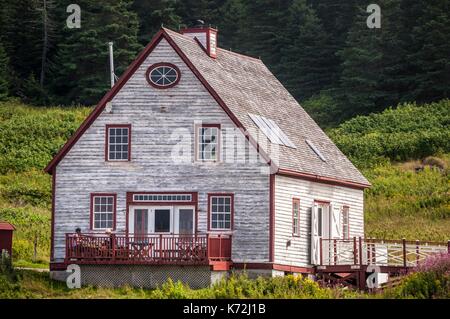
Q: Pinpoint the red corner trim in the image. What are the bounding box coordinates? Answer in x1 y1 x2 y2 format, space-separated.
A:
269 174 275 262
50 167 56 260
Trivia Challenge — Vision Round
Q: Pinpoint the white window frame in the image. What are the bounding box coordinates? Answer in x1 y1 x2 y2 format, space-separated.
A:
292 198 300 236
209 195 233 231
92 195 115 230
342 206 350 240
195 124 221 162
107 126 130 161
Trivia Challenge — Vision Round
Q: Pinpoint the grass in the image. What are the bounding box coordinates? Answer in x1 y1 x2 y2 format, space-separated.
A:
1 267 447 299
0 100 89 266
0 270 365 299
363 155 450 241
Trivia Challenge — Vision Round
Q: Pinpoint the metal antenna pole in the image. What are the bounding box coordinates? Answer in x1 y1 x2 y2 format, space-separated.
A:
108 42 115 88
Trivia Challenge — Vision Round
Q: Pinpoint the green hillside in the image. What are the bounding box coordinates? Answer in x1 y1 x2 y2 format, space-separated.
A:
0 99 448 267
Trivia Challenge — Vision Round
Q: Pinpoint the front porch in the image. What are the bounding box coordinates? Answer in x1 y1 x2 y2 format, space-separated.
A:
65 233 232 266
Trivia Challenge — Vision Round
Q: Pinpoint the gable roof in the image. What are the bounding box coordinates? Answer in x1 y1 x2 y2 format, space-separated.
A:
45 28 370 189
0 222 15 231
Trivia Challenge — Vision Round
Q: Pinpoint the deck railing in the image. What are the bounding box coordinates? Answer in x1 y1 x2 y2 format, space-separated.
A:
320 237 449 268
65 233 232 264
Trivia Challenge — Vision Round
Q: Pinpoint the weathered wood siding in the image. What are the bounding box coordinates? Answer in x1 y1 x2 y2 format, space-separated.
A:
274 175 364 267
54 38 270 262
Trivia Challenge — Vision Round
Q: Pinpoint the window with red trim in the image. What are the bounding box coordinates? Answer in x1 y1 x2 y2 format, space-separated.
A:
342 206 350 239
209 194 233 230
91 194 116 230
196 124 220 162
146 63 181 89
292 198 300 236
106 125 131 161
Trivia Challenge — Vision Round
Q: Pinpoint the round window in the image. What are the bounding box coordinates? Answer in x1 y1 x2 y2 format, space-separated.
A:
146 63 180 89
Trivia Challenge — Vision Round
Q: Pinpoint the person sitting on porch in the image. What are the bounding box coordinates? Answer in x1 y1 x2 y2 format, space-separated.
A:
72 227 83 257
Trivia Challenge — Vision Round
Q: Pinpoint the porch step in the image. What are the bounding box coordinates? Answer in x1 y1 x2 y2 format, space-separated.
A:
209 260 233 271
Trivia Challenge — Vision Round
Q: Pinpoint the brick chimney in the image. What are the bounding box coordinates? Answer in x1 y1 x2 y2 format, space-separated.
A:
180 21 218 58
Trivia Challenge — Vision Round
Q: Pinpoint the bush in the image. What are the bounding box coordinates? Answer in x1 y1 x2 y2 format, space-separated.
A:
0 100 90 174
0 170 51 207
386 253 450 299
328 100 450 168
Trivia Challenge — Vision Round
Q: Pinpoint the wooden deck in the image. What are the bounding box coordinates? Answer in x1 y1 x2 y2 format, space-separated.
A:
65 233 232 266
316 237 449 289
318 237 449 268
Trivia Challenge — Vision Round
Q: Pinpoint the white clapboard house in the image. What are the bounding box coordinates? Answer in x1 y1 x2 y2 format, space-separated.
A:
46 25 374 288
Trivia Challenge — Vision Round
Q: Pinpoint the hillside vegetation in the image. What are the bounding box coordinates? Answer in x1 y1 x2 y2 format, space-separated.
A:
328 100 450 241
0 100 90 266
0 99 448 267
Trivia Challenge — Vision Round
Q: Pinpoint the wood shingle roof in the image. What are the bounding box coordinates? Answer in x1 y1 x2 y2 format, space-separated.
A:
164 28 370 187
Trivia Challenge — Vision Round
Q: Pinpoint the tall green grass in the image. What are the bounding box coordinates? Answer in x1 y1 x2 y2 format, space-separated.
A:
328 99 450 168
0 100 89 265
363 159 449 241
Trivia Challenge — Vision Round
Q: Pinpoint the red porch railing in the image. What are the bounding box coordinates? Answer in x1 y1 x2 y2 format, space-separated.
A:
319 237 449 268
208 235 232 261
65 233 232 265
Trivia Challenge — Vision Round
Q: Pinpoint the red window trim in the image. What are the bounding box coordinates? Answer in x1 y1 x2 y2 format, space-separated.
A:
292 198 300 237
314 199 330 205
145 62 181 89
105 124 131 162
342 205 350 239
207 193 234 232
194 124 221 163
90 193 117 231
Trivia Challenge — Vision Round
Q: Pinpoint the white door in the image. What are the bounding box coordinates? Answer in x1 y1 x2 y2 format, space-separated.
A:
311 203 320 265
130 206 173 234
153 206 173 234
311 202 332 265
330 204 342 239
174 206 195 235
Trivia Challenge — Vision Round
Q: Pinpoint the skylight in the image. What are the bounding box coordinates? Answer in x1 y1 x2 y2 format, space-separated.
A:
248 113 296 149
305 139 326 162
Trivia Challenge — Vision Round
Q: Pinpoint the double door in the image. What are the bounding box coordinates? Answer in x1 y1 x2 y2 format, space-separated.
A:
131 206 195 235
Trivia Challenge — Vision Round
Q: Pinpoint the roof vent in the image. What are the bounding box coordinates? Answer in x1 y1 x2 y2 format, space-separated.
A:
305 139 326 162
180 21 218 58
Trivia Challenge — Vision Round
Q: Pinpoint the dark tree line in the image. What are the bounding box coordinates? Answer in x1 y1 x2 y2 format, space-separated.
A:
0 0 449 126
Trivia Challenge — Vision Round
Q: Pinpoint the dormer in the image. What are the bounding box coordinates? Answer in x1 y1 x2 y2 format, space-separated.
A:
180 23 218 59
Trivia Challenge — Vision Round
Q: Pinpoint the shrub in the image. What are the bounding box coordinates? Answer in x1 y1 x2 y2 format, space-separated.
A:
328 100 450 168
0 170 51 207
386 253 450 299
0 101 90 174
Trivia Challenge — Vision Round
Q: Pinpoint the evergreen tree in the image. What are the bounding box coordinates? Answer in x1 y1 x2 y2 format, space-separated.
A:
309 0 359 89
337 4 384 117
176 0 224 26
1 0 42 96
405 0 450 102
132 0 182 45
52 0 142 105
0 43 10 100
280 0 330 100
